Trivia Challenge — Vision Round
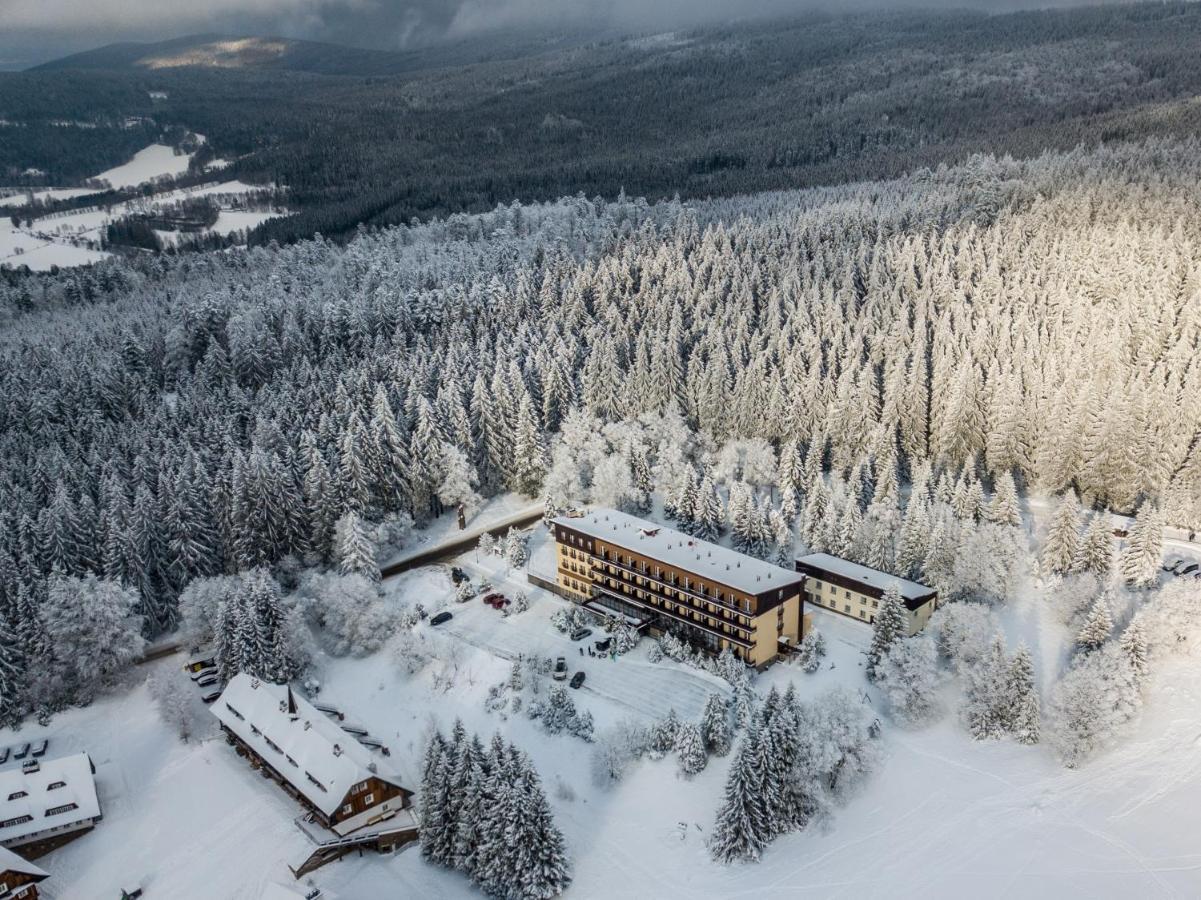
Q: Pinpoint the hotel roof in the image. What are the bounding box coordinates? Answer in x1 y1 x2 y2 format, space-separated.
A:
553 508 805 595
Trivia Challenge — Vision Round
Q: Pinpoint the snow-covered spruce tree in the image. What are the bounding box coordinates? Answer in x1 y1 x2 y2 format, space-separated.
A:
419 733 453 865
986 471 1022 527
675 721 708 777
709 718 770 864
1005 646 1040 745
335 510 379 583
1074 512 1115 578
700 693 733 756
865 582 906 681
510 750 572 900
1041 491 1082 577
1076 594 1114 651
650 708 681 755
1118 501 1164 588
1118 618 1149 684
437 442 483 523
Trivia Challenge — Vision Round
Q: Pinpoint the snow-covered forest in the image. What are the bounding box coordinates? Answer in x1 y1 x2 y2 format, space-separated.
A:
1 136 1200 734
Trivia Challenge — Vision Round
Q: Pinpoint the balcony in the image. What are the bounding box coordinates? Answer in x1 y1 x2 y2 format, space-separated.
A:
590 556 754 625
591 584 753 649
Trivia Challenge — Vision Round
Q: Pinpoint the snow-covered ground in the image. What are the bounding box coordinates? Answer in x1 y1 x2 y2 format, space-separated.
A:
7 511 1200 900
0 215 109 270
95 143 193 190
381 494 541 567
0 188 95 208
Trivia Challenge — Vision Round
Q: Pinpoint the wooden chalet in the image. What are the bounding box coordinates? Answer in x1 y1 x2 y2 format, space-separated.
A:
0 847 48 900
211 674 418 877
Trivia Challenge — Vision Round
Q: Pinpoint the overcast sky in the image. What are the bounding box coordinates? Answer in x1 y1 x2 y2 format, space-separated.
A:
0 0 1110 70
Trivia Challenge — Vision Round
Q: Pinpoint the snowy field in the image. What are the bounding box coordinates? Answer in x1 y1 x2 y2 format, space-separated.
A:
5 514 1200 900
1 141 284 269
95 143 193 189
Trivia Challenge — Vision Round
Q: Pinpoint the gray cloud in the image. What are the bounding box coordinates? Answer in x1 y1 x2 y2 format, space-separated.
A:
0 0 1114 69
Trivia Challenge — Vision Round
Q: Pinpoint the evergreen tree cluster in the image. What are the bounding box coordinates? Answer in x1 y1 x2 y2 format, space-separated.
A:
420 723 571 899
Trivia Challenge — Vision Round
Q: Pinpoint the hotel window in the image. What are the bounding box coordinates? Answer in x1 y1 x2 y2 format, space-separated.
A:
47 782 65 791
46 803 79 817
7 791 27 801
844 604 851 613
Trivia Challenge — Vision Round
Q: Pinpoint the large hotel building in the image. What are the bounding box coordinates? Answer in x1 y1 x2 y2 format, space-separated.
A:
551 509 807 667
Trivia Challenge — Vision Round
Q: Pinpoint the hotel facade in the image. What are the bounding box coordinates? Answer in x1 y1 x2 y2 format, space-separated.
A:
551 509 807 667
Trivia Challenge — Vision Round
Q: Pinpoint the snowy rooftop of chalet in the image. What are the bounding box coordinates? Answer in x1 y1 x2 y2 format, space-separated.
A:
0 845 48 880
0 752 101 845
553 508 805 595
796 553 936 602
211 674 409 818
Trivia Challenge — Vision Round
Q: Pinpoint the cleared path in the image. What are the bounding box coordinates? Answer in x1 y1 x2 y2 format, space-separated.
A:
379 503 543 579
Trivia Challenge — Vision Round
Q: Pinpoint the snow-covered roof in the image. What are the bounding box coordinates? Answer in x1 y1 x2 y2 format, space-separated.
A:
796 553 936 603
0 752 101 846
553 508 805 595
0 845 48 880
211 674 409 818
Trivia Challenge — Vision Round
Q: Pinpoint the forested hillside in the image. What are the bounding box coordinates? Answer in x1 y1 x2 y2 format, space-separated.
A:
7 4 1201 244
1 137 1198 722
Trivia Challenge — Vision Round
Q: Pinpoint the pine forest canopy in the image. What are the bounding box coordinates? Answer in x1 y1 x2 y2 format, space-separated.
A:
0 136 1199 677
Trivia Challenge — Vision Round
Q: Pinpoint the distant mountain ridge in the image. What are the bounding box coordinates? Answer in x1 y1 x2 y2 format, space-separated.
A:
30 34 417 76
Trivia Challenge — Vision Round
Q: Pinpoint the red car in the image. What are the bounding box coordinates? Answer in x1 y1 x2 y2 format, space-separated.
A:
482 593 510 609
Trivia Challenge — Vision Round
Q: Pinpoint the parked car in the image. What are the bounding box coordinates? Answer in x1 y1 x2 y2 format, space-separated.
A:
594 638 612 653
190 664 217 681
0 747 10 764
1179 563 1199 576
430 611 454 626
553 657 568 681
569 627 593 642
200 689 222 704
450 567 468 584
31 739 48 758
570 671 586 689
13 742 30 760
197 674 220 688
482 592 502 605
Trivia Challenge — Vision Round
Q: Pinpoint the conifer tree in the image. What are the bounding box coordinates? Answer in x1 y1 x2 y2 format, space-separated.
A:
866 583 906 681
1042 491 1082 576
1118 501 1163 588
700 693 733 757
986 471 1022 527
1119 618 1149 684
1076 595 1113 651
1074 512 1115 578
675 721 708 777
692 470 724 542
709 718 770 863
336 510 379 582
1005 646 1040 745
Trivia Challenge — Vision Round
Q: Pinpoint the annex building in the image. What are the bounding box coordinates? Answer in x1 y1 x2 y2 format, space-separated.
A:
0 753 102 860
796 552 938 634
551 508 807 666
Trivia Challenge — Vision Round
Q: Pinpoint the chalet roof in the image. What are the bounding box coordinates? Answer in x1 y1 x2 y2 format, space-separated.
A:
0 752 100 846
0 845 48 880
553 508 805 596
211 674 409 818
796 553 937 604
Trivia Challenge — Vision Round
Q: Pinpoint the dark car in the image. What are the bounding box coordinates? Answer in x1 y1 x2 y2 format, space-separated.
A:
553 657 568 680
451 567 468 584
1179 563 1199 576
200 689 222 704
570 627 593 642
430 611 454 626
594 638 612 653
569 671 586 689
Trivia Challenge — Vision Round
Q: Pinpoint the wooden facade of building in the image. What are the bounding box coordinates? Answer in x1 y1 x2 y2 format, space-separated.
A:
0 847 47 900
552 509 806 666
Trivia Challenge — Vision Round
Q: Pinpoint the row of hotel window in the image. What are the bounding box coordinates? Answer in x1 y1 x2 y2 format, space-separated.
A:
0 803 79 828
600 576 754 635
805 587 879 621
